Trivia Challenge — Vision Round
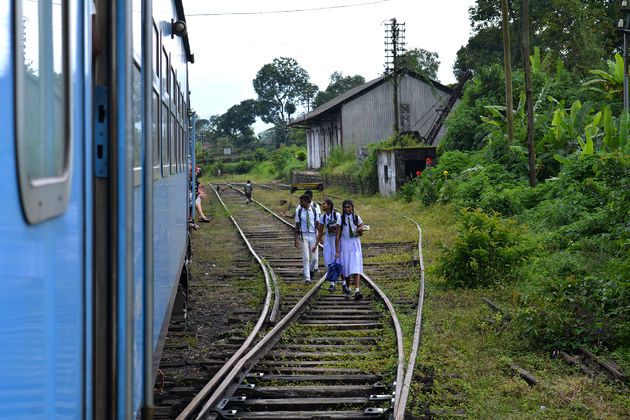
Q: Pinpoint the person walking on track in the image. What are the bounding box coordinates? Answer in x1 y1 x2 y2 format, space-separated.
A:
244 180 253 204
294 194 320 284
312 199 342 292
335 199 364 300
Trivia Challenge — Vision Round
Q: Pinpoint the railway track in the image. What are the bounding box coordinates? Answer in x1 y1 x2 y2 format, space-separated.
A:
171 184 414 419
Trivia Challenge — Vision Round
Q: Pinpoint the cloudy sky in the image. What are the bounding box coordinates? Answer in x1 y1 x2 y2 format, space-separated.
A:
182 0 476 131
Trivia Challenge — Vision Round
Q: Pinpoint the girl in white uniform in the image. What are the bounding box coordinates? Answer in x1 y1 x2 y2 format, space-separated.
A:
312 199 342 292
335 199 364 300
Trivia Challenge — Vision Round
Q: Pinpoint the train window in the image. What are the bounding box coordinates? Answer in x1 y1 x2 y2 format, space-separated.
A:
170 108 175 174
15 0 71 224
161 48 169 103
152 89 159 179
132 0 141 63
132 62 142 186
153 23 159 83
161 102 169 176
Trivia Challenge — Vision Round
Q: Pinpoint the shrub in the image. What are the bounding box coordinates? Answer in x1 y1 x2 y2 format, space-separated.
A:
270 146 307 182
514 269 630 351
320 147 358 177
436 208 534 287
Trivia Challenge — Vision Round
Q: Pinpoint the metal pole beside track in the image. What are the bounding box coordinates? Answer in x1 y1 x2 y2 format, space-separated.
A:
141 0 154 418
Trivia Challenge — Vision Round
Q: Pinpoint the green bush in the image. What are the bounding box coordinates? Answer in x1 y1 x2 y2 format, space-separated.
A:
436 208 534 287
320 147 358 177
514 268 630 351
270 146 307 182
434 150 477 175
357 143 379 195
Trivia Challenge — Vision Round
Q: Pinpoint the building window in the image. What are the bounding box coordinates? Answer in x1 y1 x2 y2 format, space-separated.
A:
384 165 389 182
15 0 71 223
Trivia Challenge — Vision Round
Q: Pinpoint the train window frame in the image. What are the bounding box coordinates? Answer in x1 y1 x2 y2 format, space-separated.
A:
132 61 142 187
160 47 169 177
170 66 176 174
14 0 72 224
152 89 159 180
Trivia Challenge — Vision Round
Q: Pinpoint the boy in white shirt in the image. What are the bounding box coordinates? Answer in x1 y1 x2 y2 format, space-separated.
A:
294 194 320 284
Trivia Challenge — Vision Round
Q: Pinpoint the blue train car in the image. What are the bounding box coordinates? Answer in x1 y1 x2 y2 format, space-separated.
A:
0 0 194 418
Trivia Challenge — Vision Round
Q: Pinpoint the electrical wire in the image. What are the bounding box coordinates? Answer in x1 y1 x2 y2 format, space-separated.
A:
186 0 392 16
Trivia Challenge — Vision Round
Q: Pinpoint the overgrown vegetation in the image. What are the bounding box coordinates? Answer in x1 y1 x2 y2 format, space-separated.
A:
402 51 630 357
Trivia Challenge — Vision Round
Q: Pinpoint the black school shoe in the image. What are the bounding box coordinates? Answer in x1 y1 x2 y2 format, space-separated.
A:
328 284 335 292
354 291 363 300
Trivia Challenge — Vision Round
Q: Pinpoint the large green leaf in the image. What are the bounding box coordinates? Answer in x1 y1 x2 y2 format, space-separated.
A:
553 154 572 164
614 53 625 83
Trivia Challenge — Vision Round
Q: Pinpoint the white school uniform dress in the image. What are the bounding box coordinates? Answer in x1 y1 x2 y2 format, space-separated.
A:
295 204 320 280
318 211 341 268
339 213 363 277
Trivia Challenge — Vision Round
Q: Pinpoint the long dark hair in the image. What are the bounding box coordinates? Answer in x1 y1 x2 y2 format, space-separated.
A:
341 199 358 227
323 199 336 225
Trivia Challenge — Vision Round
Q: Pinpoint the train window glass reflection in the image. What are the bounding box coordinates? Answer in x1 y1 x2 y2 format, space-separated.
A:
170 108 175 174
132 0 141 63
161 102 169 176
132 62 142 186
15 0 71 224
153 89 159 179
153 23 159 80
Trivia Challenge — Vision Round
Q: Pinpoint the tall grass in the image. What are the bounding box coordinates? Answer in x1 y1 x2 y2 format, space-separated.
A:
320 147 358 177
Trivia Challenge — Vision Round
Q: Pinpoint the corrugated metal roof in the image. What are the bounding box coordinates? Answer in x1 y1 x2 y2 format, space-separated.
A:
289 72 453 127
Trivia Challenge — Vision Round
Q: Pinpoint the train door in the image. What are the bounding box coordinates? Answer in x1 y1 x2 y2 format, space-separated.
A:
0 1 93 418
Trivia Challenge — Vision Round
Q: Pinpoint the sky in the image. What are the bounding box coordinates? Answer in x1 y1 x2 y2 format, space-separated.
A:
182 0 476 132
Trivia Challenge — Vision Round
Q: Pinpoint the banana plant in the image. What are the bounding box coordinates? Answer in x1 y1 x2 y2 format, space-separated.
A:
582 53 624 99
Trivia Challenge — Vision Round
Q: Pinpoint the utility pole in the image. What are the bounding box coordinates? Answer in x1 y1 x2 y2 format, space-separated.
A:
521 0 536 187
501 0 514 145
619 1 630 112
385 18 406 135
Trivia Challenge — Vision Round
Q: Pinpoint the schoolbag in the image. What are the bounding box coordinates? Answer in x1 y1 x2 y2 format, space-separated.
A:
244 183 252 193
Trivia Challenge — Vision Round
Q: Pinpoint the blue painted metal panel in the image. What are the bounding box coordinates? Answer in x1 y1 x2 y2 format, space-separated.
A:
115 0 134 416
0 1 88 418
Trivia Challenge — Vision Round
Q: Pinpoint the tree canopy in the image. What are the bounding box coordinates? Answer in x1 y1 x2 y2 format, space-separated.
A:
313 71 366 109
400 48 440 80
454 0 618 79
253 57 313 125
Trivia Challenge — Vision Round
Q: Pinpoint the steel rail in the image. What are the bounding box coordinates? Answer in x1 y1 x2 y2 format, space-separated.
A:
194 273 328 420
360 273 405 419
176 186 274 420
387 211 425 420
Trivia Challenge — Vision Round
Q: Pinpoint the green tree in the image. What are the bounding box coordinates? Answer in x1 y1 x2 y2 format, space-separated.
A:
253 57 312 125
454 0 618 79
217 99 257 144
401 48 440 80
313 71 365 108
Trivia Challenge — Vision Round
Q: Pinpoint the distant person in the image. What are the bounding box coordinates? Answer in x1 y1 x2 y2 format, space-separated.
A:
312 199 343 292
335 199 364 300
294 194 320 284
244 180 253 204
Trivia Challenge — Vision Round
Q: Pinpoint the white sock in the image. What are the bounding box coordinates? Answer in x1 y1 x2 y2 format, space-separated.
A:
355 288 360 293
330 281 335 286
342 281 346 286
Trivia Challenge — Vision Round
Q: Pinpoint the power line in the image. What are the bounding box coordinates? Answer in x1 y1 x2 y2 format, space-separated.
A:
186 0 392 17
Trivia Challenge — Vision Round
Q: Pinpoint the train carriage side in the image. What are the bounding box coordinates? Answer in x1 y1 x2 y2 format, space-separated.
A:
0 1 92 418
92 0 194 418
